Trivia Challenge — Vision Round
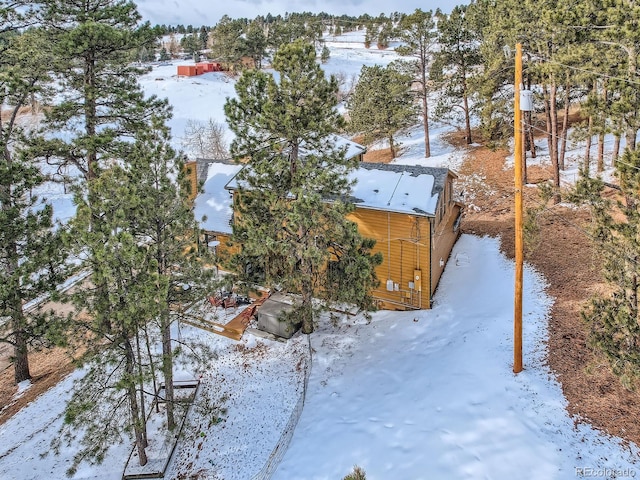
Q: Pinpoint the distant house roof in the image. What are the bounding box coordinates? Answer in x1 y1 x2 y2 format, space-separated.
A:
349 163 452 217
309 135 366 160
194 162 241 234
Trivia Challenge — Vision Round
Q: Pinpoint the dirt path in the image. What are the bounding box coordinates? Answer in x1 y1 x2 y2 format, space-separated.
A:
458 137 640 447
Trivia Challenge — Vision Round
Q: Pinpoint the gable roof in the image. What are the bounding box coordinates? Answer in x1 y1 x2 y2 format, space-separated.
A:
348 163 451 217
222 161 452 218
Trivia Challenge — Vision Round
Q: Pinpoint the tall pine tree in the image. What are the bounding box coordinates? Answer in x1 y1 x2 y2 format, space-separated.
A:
432 5 482 145
125 114 215 430
0 20 68 384
58 164 163 471
347 62 418 158
569 151 640 389
37 0 169 183
225 40 380 334
395 9 437 158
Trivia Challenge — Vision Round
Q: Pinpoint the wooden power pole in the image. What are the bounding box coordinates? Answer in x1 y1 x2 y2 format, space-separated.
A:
514 43 524 374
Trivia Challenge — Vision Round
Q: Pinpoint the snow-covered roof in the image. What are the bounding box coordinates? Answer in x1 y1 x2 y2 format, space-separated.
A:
349 163 450 217
193 162 241 234
310 135 366 160
222 161 450 218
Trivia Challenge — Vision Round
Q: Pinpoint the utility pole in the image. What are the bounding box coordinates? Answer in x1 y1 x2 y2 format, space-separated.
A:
514 43 524 374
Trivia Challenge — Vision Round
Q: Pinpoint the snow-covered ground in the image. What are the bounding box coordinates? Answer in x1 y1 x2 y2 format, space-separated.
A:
2 235 638 479
2 29 639 480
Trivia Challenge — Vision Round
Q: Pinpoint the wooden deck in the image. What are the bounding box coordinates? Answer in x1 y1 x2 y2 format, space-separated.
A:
181 292 270 341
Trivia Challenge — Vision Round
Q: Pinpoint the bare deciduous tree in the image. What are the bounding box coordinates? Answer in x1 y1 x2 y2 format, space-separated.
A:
182 119 229 159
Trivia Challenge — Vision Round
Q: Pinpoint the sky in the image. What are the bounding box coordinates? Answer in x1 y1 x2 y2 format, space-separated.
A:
134 0 467 27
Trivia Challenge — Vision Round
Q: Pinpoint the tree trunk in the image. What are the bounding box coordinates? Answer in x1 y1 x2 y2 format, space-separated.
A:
299 248 314 334
613 133 621 165
290 143 299 180
626 129 637 152
543 85 553 155
135 332 148 448
421 69 431 157
389 135 396 158
597 132 605 173
13 318 31 384
84 53 98 181
156 225 175 430
625 45 638 151
161 308 175 430
548 80 560 202
300 278 314 334
462 76 472 144
525 111 536 159
559 77 570 170
143 325 160 414
585 115 593 175
125 339 147 466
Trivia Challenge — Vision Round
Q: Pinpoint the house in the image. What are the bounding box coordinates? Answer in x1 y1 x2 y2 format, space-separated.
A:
345 163 462 310
194 145 462 310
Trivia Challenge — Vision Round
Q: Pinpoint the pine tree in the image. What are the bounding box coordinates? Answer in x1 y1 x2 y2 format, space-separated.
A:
37 0 169 183
321 44 330 63
592 0 640 151
225 40 380 334
159 47 170 61
245 20 266 69
57 165 163 472
0 22 68 384
125 115 215 430
395 9 437 157
208 15 246 67
570 151 640 389
181 33 201 59
432 6 482 144
347 62 418 158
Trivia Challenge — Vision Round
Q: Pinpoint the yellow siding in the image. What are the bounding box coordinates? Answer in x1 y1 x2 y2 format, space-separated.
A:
202 232 240 270
431 202 462 292
348 208 431 310
184 161 198 203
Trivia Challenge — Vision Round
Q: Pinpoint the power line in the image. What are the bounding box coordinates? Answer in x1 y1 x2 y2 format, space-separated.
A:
522 49 640 87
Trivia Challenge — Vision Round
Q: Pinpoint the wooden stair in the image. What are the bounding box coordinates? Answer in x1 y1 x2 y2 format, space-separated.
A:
181 292 270 341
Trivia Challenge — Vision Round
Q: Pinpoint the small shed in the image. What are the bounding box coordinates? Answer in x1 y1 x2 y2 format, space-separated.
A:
196 62 223 72
257 293 301 339
196 62 213 72
177 65 197 76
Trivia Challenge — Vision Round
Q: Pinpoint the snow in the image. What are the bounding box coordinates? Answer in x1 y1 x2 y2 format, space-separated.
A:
2 29 639 480
2 235 638 479
348 165 440 216
193 162 241 234
274 236 640 479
